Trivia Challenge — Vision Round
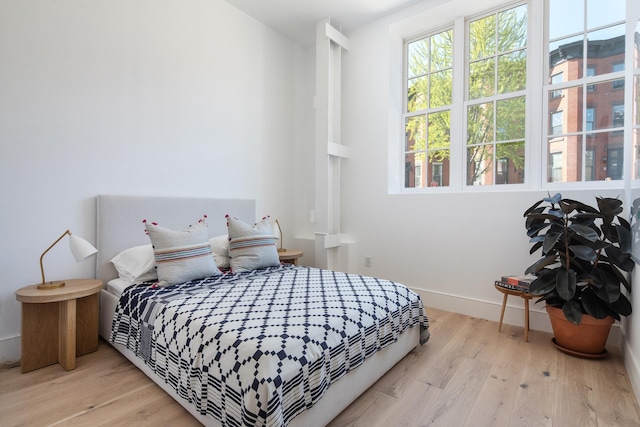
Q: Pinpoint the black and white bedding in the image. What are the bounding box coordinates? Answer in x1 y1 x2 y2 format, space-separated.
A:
110 264 429 427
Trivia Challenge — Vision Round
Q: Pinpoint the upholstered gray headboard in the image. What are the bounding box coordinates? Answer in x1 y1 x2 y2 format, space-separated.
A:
96 195 255 284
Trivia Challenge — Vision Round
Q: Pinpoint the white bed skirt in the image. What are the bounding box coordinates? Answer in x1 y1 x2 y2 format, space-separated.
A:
100 289 419 426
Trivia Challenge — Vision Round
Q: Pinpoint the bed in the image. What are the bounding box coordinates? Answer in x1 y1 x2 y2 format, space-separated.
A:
97 195 430 426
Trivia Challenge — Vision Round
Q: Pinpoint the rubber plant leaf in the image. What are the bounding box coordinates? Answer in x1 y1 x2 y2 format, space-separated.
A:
570 245 597 262
569 223 599 242
556 268 576 301
562 299 583 325
581 287 610 319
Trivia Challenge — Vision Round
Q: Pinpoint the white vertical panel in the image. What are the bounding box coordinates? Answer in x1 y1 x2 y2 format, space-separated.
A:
315 19 349 270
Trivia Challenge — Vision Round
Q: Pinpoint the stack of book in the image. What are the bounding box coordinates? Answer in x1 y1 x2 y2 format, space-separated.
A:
495 274 535 292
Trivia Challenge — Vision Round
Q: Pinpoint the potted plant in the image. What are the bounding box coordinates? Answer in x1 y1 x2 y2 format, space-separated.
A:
524 193 634 357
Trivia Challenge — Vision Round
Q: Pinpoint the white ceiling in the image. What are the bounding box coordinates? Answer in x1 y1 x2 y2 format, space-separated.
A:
226 0 423 45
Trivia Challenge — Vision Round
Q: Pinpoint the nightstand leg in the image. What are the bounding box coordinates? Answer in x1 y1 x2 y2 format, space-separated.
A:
59 299 76 370
498 293 508 332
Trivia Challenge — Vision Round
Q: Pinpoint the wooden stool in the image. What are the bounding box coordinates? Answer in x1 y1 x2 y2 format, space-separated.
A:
494 283 535 342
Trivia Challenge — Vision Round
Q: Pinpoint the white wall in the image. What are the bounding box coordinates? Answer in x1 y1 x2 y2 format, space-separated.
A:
339 0 637 390
0 0 307 363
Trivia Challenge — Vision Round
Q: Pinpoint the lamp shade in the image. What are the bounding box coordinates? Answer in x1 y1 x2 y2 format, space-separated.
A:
69 234 98 261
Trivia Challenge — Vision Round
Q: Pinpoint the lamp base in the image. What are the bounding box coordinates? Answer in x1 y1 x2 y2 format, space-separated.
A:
37 281 65 290
278 248 287 252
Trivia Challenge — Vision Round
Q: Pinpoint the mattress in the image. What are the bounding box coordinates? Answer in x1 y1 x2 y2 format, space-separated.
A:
106 278 131 296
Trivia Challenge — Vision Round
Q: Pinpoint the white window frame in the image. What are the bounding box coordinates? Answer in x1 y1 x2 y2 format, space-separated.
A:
393 0 636 194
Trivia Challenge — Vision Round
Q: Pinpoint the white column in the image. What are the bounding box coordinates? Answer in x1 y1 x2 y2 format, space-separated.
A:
314 19 349 270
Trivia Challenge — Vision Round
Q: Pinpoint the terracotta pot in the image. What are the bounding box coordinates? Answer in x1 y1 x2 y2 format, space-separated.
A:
546 305 614 356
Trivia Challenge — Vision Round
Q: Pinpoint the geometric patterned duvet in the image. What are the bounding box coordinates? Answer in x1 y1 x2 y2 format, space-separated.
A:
110 264 430 427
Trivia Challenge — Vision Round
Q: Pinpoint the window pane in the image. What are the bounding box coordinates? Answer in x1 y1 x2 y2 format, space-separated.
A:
549 0 583 40
588 80 625 130
498 50 526 93
467 145 494 185
431 30 453 71
496 141 525 184
430 70 452 107
467 103 494 144
469 58 495 99
547 86 583 134
469 15 496 61
549 35 583 80
407 76 428 112
428 111 450 149
611 62 624 88
586 0 624 30
587 25 625 71
585 132 623 180
497 97 525 141
405 152 426 188
405 116 426 151
407 38 429 78
498 4 527 51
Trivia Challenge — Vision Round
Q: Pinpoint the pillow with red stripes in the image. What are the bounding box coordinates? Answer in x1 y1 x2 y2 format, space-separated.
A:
145 218 221 286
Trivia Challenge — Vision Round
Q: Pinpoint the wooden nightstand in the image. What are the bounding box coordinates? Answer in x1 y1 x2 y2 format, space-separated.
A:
15 279 103 373
278 249 303 265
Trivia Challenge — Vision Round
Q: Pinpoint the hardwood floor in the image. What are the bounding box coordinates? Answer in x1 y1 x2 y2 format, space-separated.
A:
2 307 639 426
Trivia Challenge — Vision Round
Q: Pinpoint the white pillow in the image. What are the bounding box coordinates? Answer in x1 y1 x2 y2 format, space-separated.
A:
209 234 230 269
145 218 221 286
226 216 280 272
110 244 157 284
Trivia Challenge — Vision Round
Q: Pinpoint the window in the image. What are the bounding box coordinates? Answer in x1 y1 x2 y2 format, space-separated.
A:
466 4 527 186
404 28 453 188
586 66 596 92
612 62 624 88
546 0 626 183
586 107 595 131
431 162 443 186
612 104 624 128
550 152 563 182
551 72 563 98
399 0 633 191
550 111 563 135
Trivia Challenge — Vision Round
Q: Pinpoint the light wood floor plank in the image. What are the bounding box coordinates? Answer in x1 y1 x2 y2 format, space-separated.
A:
1 307 638 427
508 328 558 427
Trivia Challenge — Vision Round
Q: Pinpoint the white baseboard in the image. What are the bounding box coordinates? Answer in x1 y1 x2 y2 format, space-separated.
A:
412 287 621 348
623 335 640 403
0 335 21 367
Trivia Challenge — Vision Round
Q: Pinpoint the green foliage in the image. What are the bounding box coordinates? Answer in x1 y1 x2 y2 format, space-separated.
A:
524 193 634 325
405 5 527 186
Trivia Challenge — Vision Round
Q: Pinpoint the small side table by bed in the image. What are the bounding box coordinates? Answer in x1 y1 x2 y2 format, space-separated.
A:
494 283 535 342
15 279 103 373
278 249 303 265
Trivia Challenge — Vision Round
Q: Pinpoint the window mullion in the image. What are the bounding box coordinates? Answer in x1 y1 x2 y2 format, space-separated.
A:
450 15 466 191
528 0 544 188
